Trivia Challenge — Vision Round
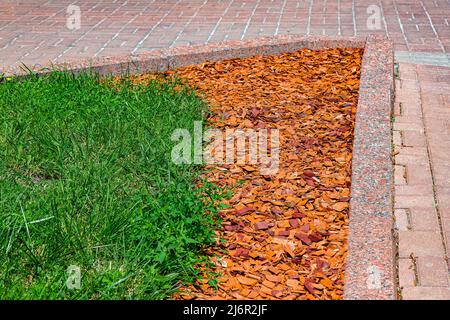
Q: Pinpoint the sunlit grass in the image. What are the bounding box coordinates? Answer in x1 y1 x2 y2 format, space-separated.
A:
0 71 225 299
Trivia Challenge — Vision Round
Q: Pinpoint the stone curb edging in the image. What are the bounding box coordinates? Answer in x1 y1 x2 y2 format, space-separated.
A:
2 34 395 300
344 36 395 300
2 35 365 77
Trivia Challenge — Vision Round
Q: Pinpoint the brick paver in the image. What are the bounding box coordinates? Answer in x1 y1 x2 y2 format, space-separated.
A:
1 0 450 299
394 63 450 300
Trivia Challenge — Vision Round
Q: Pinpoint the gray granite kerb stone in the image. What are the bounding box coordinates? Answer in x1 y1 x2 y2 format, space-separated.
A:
2 34 395 300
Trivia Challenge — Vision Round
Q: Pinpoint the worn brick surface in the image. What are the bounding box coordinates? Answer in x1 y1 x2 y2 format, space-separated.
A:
394 164 407 185
398 231 445 258
417 257 449 287
402 287 450 300
405 164 434 186
1 0 450 70
398 258 417 288
394 63 450 300
402 130 427 147
434 165 450 187
395 194 435 209
409 208 440 232
395 209 410 231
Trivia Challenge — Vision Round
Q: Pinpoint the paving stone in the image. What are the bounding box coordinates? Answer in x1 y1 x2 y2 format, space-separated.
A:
397 79 421 91
393 102 402 116
394 115 423 125
395 152 430 166
402 287 450 300
394 194 435 209
395 184 433 196
433 165 450 187
398 64 418 80
417 257 449 287
393 130 402 146
398 258 416 288
401 103 423 116
405 164 433 185
393 122 424 132
435 187 450 209
445 231 450 253
396 147 428 156
394 164 407 185
429 143 450 164
402 130 427 147
428 131 450 145
395 209 410 231
398 231 444 258
409 208 440 232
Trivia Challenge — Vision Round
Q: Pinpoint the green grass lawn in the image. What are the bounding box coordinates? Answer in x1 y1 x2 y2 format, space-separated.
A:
0 71 225 299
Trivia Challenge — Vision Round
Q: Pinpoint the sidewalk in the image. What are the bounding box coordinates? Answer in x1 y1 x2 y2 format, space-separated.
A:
1 0 449 299
1 0 449 69
394 63 450 299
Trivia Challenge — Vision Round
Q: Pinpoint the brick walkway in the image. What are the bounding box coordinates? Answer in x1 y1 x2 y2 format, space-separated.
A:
394 64 450 299
1 0 450 69
1 0 450 299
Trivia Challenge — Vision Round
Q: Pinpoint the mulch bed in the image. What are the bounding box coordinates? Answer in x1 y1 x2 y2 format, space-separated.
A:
138 47 363 300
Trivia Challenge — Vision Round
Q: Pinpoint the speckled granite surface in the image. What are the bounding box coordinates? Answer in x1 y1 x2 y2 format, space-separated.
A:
344 35 395 300
1 34 395 300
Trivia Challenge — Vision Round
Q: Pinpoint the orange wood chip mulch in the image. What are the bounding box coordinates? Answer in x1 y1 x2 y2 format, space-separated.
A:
144 47 363 300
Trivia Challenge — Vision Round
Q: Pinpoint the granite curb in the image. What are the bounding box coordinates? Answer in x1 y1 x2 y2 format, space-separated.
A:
344 35 395 300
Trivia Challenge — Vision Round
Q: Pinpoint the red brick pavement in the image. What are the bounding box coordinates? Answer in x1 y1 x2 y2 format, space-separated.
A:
394 64 450 299
1 0 450 69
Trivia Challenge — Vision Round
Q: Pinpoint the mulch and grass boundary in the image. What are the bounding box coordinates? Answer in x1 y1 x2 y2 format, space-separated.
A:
0 72 230 299
2 34 395 300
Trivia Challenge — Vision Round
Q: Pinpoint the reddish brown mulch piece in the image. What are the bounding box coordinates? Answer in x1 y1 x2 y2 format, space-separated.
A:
138 48 363 300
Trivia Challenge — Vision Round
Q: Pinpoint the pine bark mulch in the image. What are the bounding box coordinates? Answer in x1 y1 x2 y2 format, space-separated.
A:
139 47 363 299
